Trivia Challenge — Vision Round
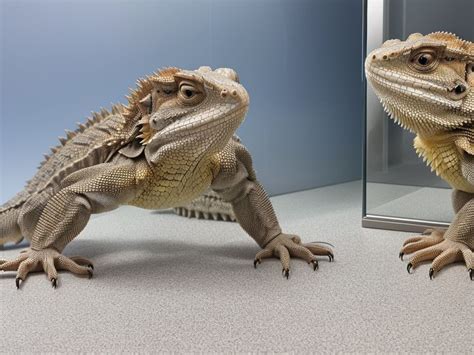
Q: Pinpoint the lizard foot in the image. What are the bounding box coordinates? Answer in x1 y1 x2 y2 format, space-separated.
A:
253 233 334 279
0 248 93 289
400 229 473 280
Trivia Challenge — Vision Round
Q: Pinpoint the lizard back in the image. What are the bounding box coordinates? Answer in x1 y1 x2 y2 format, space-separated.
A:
0 105 134 212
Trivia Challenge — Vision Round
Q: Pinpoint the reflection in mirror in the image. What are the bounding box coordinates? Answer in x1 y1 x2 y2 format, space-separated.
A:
365 0 473 227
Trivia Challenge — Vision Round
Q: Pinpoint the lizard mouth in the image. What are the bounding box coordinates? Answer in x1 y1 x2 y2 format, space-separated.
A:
165 103 247 136
146 104 248 148
366 66 464 108
366 66 473 133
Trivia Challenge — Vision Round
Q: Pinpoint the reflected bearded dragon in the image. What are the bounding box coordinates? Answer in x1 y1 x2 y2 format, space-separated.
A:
366 32 474 280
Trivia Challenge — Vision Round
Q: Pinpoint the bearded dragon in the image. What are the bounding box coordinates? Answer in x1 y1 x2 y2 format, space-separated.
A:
366 32 474 280
0 66 333 288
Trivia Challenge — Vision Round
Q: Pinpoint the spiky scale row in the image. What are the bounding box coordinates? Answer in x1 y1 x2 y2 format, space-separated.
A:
0 68 182 215
0 105 127 214
427 31 474 58
122 67 179 122
173 206 235 221
173 188 237 222
35 105 123 171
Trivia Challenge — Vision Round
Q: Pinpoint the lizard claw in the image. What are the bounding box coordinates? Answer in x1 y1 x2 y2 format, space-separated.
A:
469 268 473 281
399 252 404 261
282 268 290 279
311 260 319 271
253 259 261 269
51 278 57 288
407 263 413 274
429 268 434 280
328 252 334 262
87 270 93 279
16 277 22 289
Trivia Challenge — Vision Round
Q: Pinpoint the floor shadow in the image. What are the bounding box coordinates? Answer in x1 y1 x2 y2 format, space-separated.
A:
64 237 257 262
150 209 175 216
0 239 29 251
1 238 260 284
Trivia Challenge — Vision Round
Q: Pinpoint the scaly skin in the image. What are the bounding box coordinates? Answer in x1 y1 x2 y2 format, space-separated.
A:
0 66 333 288
366 32 474 280
172 135 242 222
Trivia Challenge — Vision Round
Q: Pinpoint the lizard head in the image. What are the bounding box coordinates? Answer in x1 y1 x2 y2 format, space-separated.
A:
365 32 474 137
123 66 249 163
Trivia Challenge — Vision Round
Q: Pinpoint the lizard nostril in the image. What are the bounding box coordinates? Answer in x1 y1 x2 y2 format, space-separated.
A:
448 82 468 100
454 84 466 95
220 89 228 98
231 90 238 96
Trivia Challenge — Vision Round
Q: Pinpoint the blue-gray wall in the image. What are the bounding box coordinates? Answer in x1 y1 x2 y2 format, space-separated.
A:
0 0 363 202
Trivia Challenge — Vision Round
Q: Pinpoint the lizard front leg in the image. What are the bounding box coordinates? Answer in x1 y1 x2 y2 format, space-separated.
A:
212 141 333 279
400 190 473 280
231 181 333 278
0 162 147 288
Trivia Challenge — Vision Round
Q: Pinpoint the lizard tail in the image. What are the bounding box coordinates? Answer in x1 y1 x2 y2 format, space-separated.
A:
0 206 23 247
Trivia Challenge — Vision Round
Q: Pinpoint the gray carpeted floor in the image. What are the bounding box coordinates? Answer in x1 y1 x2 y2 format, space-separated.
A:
1 181 472 353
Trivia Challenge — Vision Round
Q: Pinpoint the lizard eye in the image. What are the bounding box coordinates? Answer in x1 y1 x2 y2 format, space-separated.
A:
417 54 432 65
409 49 438 72
180 86 195 98
178 82 205 105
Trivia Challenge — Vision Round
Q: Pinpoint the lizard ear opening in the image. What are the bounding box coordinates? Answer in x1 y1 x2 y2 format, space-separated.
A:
118 139 145 158
137 94 152 116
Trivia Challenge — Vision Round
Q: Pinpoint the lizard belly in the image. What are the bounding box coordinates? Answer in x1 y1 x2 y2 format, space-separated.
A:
128 158 217 209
